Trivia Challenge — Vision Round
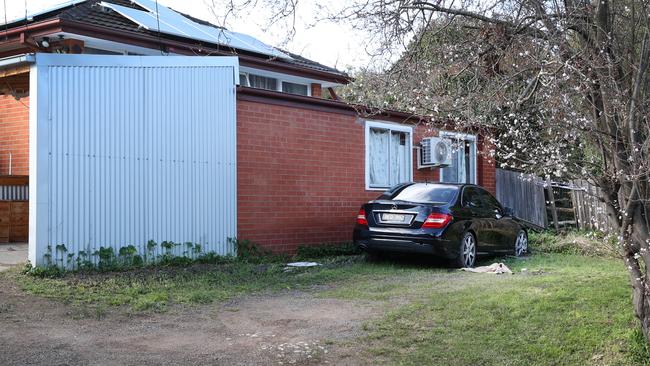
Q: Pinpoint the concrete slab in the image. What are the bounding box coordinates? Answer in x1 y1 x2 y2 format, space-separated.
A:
0 243 28 271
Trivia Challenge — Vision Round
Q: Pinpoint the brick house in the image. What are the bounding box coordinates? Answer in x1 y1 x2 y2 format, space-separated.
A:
0 0 495 262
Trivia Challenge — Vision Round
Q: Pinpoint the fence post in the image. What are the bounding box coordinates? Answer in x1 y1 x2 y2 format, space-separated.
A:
571 180 581 230
546 178 559 231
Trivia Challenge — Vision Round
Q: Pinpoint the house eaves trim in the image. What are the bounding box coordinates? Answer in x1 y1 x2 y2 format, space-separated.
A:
237 86 358 116
0 54 35 69
58 19 352 84
236 87 434 125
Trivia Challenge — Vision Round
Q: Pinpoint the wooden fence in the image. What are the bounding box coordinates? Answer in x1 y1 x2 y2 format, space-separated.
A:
570 180 617 234
0 201 28 243
0 175 29 243
496 169 547 228
495 169 617 234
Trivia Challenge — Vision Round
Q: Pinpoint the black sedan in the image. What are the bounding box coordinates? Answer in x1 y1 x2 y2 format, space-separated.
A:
353 183 528 267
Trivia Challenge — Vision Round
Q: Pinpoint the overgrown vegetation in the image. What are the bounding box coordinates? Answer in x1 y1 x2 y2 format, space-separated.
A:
295 242 361 260
233 238 289 263
23 238 276 277
529 230 620 258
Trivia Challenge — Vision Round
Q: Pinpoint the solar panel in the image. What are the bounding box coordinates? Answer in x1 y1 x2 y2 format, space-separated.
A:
99 2 189 37
126 0 291 59
1 0 86 26
227 31 290 59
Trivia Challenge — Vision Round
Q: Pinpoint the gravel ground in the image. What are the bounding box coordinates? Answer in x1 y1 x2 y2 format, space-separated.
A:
0 277 378 366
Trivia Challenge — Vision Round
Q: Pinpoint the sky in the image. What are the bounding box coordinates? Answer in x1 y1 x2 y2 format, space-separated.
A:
1 0 374 71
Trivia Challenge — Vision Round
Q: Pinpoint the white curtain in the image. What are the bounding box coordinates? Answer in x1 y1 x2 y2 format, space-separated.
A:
390 132 410 185
370 128 411 188
390 132 400 185
369 129 390 187
441 138 475 183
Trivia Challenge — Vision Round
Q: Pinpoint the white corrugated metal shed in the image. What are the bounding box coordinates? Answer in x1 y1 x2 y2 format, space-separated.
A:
28 54 238 266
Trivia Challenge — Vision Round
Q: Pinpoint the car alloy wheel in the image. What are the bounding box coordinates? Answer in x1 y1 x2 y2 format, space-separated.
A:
462 233 476 267
515 230 528 257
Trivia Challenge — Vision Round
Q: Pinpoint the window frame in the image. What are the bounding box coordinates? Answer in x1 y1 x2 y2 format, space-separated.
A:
245 73 278 91
439 131 478 184
281 81 310 96
365 120 414 191
239 70 312 96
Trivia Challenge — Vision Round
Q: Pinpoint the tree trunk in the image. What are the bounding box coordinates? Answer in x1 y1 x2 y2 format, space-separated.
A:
603 187 650 342
625 249 650 339
631 209 650 340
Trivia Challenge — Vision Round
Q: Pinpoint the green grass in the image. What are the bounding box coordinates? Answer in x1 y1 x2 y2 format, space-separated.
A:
7 256 395 312
3 233 648 365
327 254 644 365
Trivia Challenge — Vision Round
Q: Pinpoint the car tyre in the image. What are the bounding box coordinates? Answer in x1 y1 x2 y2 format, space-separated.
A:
514 229 528 257
453 231 477 268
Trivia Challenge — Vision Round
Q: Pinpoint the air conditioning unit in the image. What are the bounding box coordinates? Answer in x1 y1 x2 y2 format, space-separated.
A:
419 137 452 168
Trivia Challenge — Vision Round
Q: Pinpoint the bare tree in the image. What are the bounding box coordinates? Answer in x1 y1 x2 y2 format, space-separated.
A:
342 0 650 341
219 0 650 341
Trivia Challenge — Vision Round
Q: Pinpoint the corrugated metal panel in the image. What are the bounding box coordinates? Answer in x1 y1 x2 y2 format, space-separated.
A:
0 185 29 201
30 54 238 266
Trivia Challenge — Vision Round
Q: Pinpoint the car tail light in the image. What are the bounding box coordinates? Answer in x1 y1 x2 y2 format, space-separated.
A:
422 212 452 229
356 209 368 226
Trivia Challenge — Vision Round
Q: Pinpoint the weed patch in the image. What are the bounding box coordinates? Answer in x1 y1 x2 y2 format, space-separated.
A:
529 230 619 257
295 243 361 260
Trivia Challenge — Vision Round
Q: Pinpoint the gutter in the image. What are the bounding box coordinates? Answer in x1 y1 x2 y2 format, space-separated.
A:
0 18 63 40
59 20 351 84
0 54 35 69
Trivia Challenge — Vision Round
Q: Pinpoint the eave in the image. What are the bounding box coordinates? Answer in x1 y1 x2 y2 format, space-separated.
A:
59 19 351 84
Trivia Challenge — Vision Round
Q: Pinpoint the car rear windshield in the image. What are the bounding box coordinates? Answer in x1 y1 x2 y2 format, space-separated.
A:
379 184 459 204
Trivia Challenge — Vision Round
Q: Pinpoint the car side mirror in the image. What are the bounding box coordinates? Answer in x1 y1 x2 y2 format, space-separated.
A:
504 207 514 217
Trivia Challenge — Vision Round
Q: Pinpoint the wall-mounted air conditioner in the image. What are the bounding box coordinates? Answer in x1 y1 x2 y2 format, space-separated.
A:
418 137 452 168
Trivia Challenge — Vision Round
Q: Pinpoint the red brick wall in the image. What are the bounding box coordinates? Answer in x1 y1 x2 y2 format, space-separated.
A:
478 134 496 194
0 95 29 176
237 101 374 252
236 100 495 252
310 83 322 98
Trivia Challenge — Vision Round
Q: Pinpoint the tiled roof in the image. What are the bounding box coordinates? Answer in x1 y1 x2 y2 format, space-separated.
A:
9 0 348 78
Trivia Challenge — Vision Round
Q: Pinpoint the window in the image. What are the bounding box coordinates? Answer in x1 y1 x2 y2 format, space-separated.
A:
239 73 250 87
461 186 502 213
365 121 413 190
461 187 482 208
480 190 502 213
248 74 277 91
379 183 459 204
440 132 477 184
282 81 309 96
240 70 314 96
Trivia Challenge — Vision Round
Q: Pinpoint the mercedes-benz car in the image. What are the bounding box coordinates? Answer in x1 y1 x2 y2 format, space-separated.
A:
353 182 528 267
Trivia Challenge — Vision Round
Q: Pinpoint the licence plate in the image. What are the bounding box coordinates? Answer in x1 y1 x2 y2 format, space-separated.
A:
382 213 407 222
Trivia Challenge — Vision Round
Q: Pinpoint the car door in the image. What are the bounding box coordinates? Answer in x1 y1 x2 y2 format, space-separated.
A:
460 187 499 251
480 189 519 251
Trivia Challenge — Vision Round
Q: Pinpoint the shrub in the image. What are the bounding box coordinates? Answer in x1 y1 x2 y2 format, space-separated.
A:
295 243 361 260
529 230 619 257
231 238 288 263
22 262 65 278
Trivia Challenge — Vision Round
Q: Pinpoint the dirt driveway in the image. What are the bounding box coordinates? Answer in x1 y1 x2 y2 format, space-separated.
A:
0 277 376 365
